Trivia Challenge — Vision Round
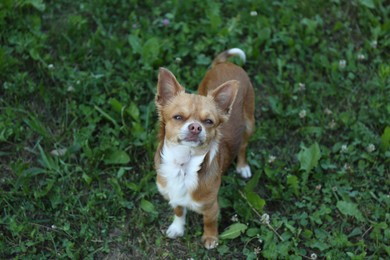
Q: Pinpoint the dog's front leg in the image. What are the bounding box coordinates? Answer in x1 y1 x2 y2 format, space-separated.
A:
166 206 186 238
201 201 219 249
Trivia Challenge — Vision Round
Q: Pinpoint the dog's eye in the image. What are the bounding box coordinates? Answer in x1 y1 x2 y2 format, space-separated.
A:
173 115 183 121
204 119 214 125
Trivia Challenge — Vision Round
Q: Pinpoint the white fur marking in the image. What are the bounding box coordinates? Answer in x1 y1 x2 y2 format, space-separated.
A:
209 141 219 166
237 165 252 178
166 209 187 238
158 141 205 212
227 48 246 63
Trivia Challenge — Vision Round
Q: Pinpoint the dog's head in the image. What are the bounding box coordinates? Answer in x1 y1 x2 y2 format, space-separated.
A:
156 68 238 148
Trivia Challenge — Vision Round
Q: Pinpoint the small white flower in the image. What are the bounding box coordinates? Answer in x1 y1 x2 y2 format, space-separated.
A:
67 86 75 92
366 144 375 153
3 82 10 90
76 80 81 85
324 108 332 115
341 144 348 153
298 82 306 91
51 225 57 229
175 57 182 63
357 54 365 61
231 214 238 222
260 213 270 224
268 155 276 164
371 40 377 49
329 120 336 129
339 59 346 69
50 148 67 157
48 64 54 70
250 11 258 16
254 246 261 254
299 109 307 119
316 184 322 190
310 253 317 260
343 163 351 170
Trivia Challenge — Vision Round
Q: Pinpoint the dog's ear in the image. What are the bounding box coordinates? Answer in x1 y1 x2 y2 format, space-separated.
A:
209 80 239 116
156 68 185 107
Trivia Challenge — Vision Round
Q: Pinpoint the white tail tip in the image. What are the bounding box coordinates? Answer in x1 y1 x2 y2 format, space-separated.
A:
227 48 246 63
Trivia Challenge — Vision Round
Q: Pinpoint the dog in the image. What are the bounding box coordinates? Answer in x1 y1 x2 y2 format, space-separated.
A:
154 48 255 249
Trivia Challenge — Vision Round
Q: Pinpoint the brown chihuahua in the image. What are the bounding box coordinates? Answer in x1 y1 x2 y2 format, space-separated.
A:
154 48 255 249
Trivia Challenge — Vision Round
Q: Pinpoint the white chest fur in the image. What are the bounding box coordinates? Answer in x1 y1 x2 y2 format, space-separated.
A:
157 142 206 212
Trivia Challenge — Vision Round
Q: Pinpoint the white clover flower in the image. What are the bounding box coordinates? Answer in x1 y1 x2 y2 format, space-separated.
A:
260 213 270 224
299 109 307 119
366 144 375 153
268 155 276 164
357 54 365 61
341 144 348 153
298 82 306 91
329 120 336 129
3 82 10 90
339 59 346 69
324 108 332 115
250 11 258 16
343 163 351 170
310 253 317 260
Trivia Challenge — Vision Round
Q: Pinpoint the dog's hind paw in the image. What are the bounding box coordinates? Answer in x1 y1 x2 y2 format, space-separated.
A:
237 165 252 179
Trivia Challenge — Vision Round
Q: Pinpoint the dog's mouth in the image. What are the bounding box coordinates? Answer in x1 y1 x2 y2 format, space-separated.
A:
179 134 204 146
185 133 201 142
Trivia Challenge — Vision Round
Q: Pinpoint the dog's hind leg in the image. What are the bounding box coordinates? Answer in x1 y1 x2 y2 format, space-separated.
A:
236 87 255 179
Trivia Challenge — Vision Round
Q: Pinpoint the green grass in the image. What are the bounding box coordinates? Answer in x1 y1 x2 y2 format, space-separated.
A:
1 0 389 259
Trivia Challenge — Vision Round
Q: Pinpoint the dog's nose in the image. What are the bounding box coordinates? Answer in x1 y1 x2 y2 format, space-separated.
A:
188 122 202 134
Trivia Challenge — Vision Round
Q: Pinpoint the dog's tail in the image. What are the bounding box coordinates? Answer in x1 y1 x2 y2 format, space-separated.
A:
211 48 246 67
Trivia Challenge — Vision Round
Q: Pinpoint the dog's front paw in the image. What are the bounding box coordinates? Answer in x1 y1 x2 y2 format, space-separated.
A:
166 221 185 239
202 236 219 249
237 165 252 178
